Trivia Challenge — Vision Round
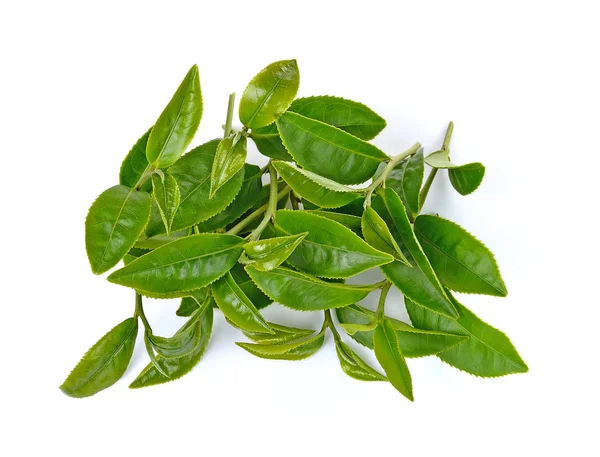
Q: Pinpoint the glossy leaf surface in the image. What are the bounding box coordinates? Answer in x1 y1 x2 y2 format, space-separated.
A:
373 320 414 401
276 111 388 185
230 263 272 309
250 123 292 160
406 295 528 377
176 288 209 317
414 215 507 297
108 234 244 294
60 318 138 398
334 337 387 381
212 272 272 333
304 210 362 235
273 160 361 208
149 308 206 358
152 173 180 235
241 322 314 344
210 134 247 197
119 127 152 192
146 65 202 168
239 59 299 129
382 148 423 220
86 185 152 274
236 328 325 360
372 189 457 318
246 265 377 311
275 210 393 278
243 233 307 271
448 163 486 195
361 206 410 265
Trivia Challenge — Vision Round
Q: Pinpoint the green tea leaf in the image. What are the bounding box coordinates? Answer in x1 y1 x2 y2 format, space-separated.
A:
212 272 272 333
108 234 244 294
130 304 214 388
448 163 485 195
289 96 386 140
146 65 202 168
275 210 393 278
273 160 362 208
149 308 205 358
373 320 414 401
230 263 272 310
196 164 262 232
414 215 507 297
86 185 152 274
119 127 152 192
304 210 362 235
250 123 292 160
60 318 138 398
371 189 458 318
276 111 388 185
240 322 314 344
380 148 423 220
123 247 151 266
210 134 247 198
236 328 325 360
361 206 410 265
239 59 299 129
152 173 180 236
405 294 528 377
243 233 307 271
245 265 377 311
176 288 210 317
338 320 377 335
334 337 387 381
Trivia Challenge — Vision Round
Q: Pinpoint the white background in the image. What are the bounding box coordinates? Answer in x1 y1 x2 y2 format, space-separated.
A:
1 1 598 455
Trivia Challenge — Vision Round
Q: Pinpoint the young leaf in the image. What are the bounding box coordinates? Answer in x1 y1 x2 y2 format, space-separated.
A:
276 111 388 185
239 59 300 129
210 134 248 198
108 234 244 294
176 288 210 317
361 206 410 265
250 123 293 160
230 263 272 309
86 185 152 274
243 233 307 271
380 148 423 220
304 210 362 235
373 320 414 401
60 318 138 398
275 210 393 278
212 272 273 334
448 163 486 195
272 160 362 208
119 127 152 192
405 294 528 377
196 164 262 232
130 304 214 388
414 215 507 297
152 173 180 235
240 322 314 344
236 328 325 361
289 96 386 140
245 265 377 311
149 307 206 358
339 320 377 335
144 330 171 378
334 337 387 381
371 189 458 318
146 65 202 168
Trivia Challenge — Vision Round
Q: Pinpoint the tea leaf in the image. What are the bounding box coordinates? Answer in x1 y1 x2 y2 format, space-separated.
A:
210 134 247 197
361 206 410 265
176 288 209 317
236 328 325 360
380 148 423 220
230 263 272 309
146 65 202 168
304 210 362 235
149 309 205 358
448 163 485 195
244 233 307 271
240 322 314 344
152 173 180 235
334 338 387 381
119 127 152 192
250 123 292 160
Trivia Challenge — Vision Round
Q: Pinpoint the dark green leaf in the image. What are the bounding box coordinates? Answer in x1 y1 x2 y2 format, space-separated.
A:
380 148 423 220
60 318 138 398
152 173 180 235
448 163 485 195
304 210 362 235
119 127 152 192
210 134 247 197
85 185 152 274
149 306 206 358
146 65 202 168
361 206 410 265
175 288 210 317
334 337 387 381
243 233 307 271
236 328 325 360
250 123 292 160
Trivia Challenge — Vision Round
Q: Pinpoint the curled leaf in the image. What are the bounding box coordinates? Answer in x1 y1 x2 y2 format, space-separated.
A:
152 173 180 235
236 327 325 361
210 134 248 198
334 337 387 382
243 233 307 271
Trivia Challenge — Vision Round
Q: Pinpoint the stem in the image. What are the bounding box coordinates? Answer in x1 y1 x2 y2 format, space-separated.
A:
249 162 279 240
134 293 152 333
290 191 300 210
375 281 392 322
224 92 236 138
442 121 454 151
418 122 454 211
134 164 155 191
324 309 341 341
226 186 291 236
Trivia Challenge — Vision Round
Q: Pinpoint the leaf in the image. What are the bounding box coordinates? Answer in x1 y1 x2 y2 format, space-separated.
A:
123 247 150 266
85 185 152 274
250 123 292 160
243 233 307 271
275 210 393 278
152 173 180 235
276 111 388 185
130 303 214 388
196 164 262 232
60 318 138 398
405 294 528 377
230 263 272 309
108 234 244 294
339 320 377 335
245 265 377 311
289 96 386 140
380 148 423 220
371 189 458 318
373 320 414 401
241 322 314 344
144 330 170 378
334 337 387 381
176 288 210 317
336 305 465 357
146 65 202 168
212 272 272 333
119 127 152 192
149 307 206 358
239 59 300 129
164 139 245 234
304 210 362 235
414 215 507 297
273 160 362 208
210 134 247 198
448 163 485 195
361 206 410 265
236 328 325 361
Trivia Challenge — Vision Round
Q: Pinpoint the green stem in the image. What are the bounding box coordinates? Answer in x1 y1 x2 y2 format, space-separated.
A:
290 191 300 210
324 309 341 341
226 186 291 236
134 164 155 191
418 122 454 211
442 121 454 151
375 281 392 322
224 92 236 138
134 293 152 333
364 142 421 207
248 162 279 240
